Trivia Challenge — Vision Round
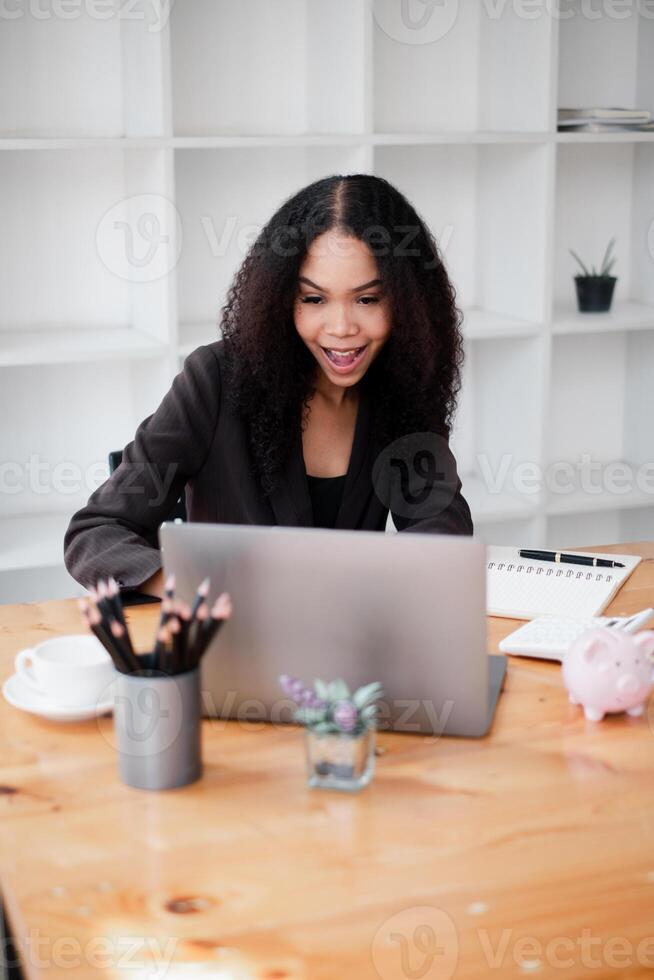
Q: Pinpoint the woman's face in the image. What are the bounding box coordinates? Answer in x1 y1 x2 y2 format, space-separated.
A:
294 229 392 390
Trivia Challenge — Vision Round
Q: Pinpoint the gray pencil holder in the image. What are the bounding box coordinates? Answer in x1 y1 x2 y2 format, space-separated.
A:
113 666 202 791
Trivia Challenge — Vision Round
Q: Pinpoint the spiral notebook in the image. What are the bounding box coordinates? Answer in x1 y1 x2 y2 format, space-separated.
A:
486 547 641 620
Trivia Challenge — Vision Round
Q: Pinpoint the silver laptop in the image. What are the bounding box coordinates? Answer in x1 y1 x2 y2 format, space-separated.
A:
159 523 506 737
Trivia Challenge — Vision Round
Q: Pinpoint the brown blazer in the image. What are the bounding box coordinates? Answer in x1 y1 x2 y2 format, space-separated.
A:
63 341 473 591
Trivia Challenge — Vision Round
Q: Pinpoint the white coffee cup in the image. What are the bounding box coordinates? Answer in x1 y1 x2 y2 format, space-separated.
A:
14 635 115 707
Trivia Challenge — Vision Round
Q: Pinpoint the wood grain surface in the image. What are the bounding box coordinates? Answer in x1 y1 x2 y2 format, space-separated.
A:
1 542 653 980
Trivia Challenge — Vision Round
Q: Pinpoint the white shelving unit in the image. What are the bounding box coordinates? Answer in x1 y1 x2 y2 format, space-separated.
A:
1 0 652 603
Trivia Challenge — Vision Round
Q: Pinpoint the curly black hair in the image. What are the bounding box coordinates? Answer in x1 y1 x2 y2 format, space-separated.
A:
220 173 464 495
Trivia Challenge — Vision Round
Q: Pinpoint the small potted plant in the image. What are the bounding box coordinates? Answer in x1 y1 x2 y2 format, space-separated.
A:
569 237 617 313
278 674 383 791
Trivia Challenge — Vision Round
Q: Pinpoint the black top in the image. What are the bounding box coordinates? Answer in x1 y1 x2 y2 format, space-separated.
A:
306 474 347 529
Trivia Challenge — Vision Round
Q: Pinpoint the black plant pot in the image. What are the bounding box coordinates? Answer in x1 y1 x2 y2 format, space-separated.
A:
574 275 617 313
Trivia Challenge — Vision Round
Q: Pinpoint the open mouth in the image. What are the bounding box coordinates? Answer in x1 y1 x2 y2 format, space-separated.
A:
320 345 368 371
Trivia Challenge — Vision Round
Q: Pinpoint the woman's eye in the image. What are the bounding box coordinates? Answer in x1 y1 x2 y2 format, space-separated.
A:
299 294 380 305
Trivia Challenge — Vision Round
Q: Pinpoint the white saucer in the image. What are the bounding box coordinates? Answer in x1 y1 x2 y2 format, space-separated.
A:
2 672 115 722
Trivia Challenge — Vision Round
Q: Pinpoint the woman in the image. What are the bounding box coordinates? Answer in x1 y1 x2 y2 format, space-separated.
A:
64 174 472 599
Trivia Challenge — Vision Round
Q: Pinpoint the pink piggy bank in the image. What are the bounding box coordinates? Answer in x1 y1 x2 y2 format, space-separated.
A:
562 628 654 722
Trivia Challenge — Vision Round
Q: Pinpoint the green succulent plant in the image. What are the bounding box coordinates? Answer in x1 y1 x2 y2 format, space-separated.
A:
569 237 617 278
278 675 384 736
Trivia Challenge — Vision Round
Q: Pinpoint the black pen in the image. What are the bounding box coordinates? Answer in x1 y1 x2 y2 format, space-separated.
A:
519 549 624 569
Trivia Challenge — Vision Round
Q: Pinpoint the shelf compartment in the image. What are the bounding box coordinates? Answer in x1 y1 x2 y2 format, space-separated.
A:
375 142 550 322
0 150 130 328
0 149 177 346
451 336 546 519
552 301 654 336
0 359 174 521
170 0 367 136
174 144 367 327
373 0 553 133
548 332 625 467
462 308 543 340
557 1 654 120
554 142 654 311
0 325 167 368
0 5 168 138
546 331 654 517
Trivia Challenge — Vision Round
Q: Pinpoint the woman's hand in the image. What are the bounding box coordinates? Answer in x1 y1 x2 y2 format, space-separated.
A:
138 568 164 599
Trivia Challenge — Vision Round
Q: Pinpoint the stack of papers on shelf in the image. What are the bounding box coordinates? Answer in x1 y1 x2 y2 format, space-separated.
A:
557 107 652 133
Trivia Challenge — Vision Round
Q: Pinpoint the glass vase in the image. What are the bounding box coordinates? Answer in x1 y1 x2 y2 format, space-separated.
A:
304 727 375 791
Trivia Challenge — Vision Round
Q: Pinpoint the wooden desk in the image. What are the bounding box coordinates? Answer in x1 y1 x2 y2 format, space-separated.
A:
1 542 653 980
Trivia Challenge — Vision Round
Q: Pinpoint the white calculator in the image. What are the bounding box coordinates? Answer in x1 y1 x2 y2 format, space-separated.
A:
498 615 628 661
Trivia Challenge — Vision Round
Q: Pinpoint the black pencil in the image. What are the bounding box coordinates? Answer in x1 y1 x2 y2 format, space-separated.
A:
199 593 232 663
107 620 140 672
153 623 172 674
92 583 142 672
176 601 192 672
188 592 232 669
78 598 130 673
168 615 183 673
85 575 231 678
91 582 114 628
153 596 172 671
152 575 176 665
187 578 210 654
105 577 127 626
190 577 211 620
189 603 209 669
106 577 138 662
